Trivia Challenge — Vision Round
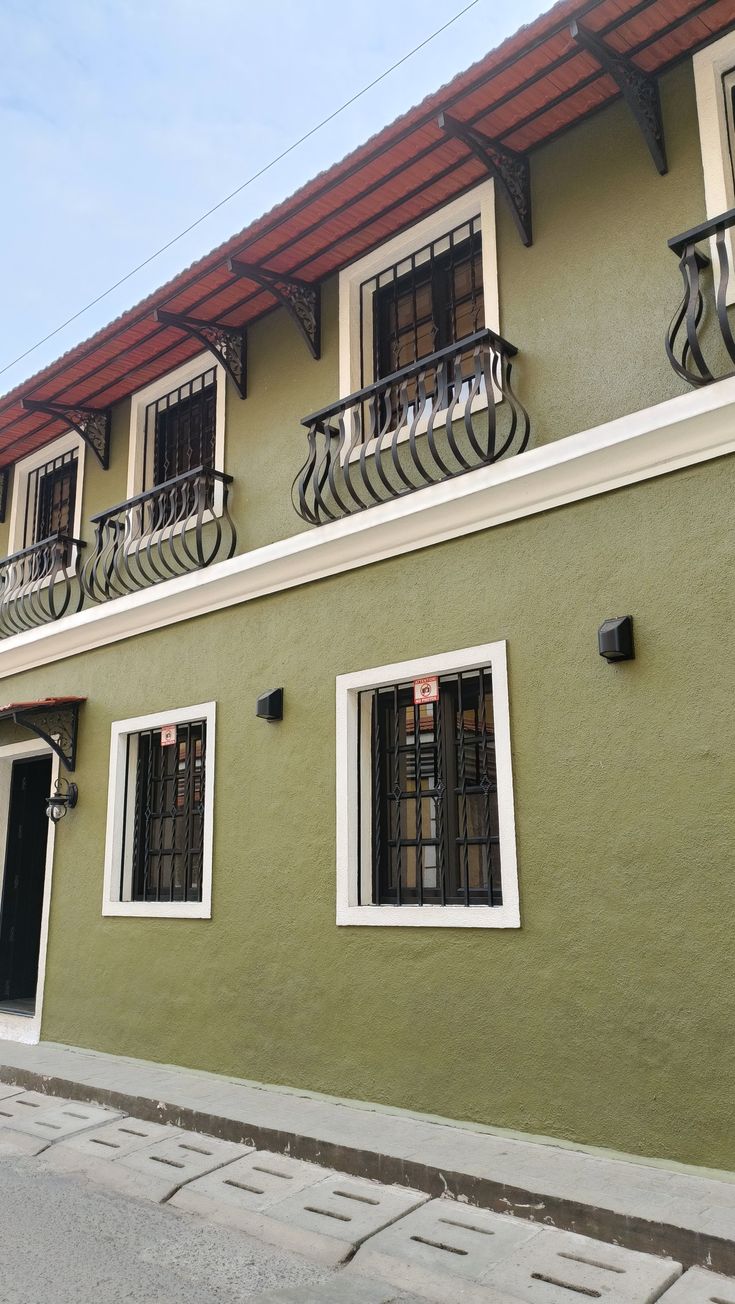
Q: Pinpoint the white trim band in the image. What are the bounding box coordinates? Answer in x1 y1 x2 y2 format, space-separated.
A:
0 379 733 680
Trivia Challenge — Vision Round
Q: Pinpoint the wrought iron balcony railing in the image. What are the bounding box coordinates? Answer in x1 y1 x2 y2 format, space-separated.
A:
292 328 530 525
81 466 236 603
0 533 85 639
666 206 735 387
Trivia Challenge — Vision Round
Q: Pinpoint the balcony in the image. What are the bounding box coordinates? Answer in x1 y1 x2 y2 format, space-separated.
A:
293 329 530 526
0 534 85 639
666 207 735 387
82 466 236 603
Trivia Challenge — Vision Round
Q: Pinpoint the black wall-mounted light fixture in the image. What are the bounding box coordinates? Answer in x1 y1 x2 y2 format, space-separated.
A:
256 688 283 722
598 615 635 663
46 777 78 823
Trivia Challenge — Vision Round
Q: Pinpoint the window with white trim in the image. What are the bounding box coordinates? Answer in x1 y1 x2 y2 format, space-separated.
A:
102 703 215 919
339 181 499 400
127 353 226 502
693 33 735 304
7 432 85 578
336 642 519 929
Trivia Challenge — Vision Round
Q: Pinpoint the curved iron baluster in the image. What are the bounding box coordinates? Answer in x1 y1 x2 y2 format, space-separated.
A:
425 359 454 480
715 227 735 371
666 208 735 388
0 534 85 640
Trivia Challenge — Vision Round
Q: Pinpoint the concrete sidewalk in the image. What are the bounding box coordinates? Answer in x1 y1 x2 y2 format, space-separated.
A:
1 1037 734 1276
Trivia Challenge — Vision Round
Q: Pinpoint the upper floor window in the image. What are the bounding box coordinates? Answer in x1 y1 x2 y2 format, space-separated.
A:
336 641 519 929
7 432 85 572
694 32 735 305
128 353 226 501
22 448 78 548
338 181 498 400
143 365 216 490
364 218 484 385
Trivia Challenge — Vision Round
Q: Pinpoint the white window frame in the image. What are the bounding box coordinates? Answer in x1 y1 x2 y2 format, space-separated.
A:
338 180 499 403
8 430 85 560
336 640 519 929
693 32 735 305
102 700 216 919
127 352 227 516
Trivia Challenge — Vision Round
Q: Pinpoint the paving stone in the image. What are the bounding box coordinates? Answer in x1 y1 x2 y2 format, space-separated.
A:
489 1226 681 1303
0 1090 64 1125
40 1116 180 1179
103 1129 251 1202
0 1099 123 1142
249 1274 419 1302
0 1127 51 1157
171 1149 329 1223
0 1082 24 1101
351 1198 544 1302
252 1174 430 1267
660 1267 735 1301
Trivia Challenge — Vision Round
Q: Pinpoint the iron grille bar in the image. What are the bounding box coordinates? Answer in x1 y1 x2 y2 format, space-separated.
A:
294 328 528 526
666 207 735 386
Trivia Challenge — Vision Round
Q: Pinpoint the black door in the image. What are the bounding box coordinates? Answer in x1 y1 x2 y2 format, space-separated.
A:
0 756 53 1008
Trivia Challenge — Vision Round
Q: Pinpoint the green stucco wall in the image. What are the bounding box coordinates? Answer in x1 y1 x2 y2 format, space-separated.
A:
0 452 732 1170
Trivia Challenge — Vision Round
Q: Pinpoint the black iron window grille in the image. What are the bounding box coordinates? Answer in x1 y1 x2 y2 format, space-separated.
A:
358 666 501 907
120 720 206 904
22 447 78 550
360 218 484 390
143 367 217 491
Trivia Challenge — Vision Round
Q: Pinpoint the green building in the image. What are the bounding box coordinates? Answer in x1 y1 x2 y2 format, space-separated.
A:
0 0 733 1175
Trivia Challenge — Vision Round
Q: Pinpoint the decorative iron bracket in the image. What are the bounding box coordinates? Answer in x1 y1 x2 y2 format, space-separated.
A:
10 700 82 771
228 259 321 360
437 112 532 247
154 310 247 398
0 467 9 524
22 399 111 469
570 21 667 175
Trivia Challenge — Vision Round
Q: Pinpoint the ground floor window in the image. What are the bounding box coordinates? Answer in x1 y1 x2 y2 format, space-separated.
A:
370 667 501 906
336 642 519 928
102 703 215 919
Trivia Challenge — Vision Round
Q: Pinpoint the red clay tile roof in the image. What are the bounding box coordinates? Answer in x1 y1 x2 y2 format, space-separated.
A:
0 0 731 468
0 697 86 715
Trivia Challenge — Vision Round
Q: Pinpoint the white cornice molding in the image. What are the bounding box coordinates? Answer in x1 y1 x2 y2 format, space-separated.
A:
1 379 734 680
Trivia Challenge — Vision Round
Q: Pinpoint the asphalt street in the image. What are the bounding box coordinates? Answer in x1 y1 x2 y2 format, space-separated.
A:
0 1152 331 1304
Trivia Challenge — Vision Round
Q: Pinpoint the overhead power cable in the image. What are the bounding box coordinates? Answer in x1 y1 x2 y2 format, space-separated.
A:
0 0 481 383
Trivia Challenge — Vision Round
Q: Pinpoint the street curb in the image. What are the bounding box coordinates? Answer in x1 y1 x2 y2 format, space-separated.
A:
2 1063 733 1276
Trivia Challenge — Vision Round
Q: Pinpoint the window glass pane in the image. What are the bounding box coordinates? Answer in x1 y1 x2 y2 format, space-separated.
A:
127 720 206 903
362 219 484 387
143 369 217 490
368 666 501 907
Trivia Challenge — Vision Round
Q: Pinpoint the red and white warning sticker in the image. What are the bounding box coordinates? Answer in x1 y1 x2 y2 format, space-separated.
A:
413 676 439 704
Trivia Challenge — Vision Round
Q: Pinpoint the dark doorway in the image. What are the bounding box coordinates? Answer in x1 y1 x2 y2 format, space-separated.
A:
0 755 53 1014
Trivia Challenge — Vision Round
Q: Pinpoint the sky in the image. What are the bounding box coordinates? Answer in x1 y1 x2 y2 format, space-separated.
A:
0 0 542 394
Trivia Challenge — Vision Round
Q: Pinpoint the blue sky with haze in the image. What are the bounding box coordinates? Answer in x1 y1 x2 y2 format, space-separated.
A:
0 0 541 392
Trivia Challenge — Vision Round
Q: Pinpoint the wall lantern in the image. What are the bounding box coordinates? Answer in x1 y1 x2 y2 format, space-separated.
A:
598 615 635 663
256 688 283 722
46 778 78 823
